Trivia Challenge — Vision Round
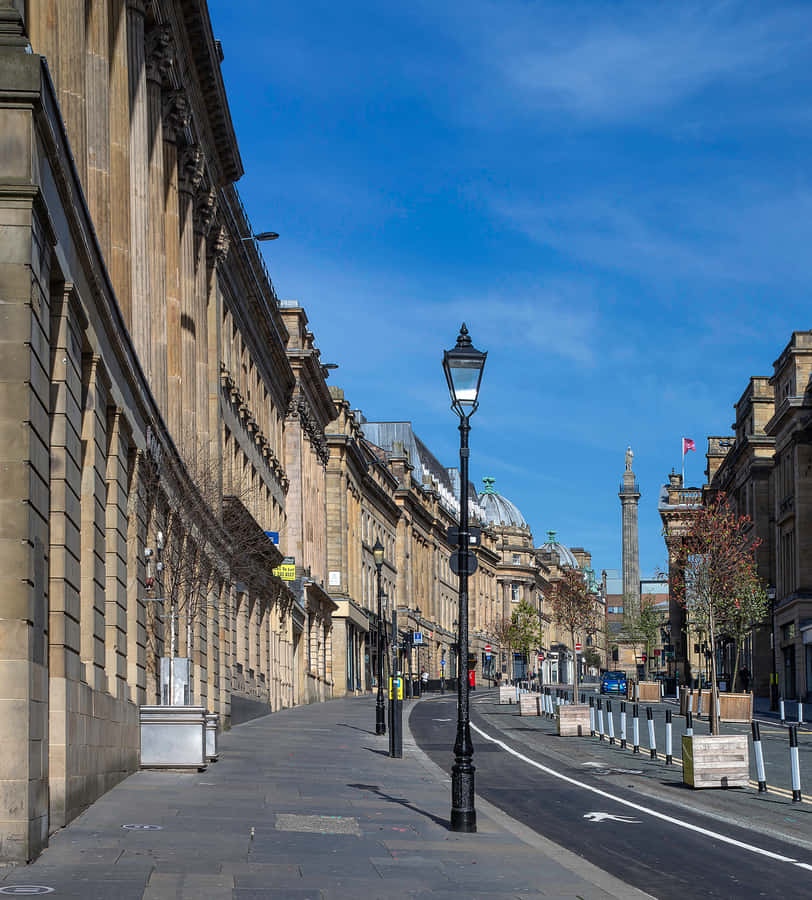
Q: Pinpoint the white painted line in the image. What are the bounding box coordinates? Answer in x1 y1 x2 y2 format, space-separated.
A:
470 722 804 867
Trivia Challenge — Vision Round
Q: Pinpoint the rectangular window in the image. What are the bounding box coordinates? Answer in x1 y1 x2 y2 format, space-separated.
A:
512 553 521 565
511 583 520 603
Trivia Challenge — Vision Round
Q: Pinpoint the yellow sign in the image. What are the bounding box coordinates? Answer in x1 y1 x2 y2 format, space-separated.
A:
388 676 403 700
273 564 296 581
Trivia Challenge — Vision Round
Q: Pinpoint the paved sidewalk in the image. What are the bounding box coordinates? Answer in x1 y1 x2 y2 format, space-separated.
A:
0 696 652 900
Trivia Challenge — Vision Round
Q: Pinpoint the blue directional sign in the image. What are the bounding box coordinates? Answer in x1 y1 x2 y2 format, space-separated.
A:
413 632 424 645
265 531 279 544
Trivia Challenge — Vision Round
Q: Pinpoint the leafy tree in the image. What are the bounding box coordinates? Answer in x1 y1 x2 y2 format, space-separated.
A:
583 646 602 672
492 615 515 679
622 602 665 677
725 580 769 692
508 599 545 676
550 568 601 693
673 494 762 734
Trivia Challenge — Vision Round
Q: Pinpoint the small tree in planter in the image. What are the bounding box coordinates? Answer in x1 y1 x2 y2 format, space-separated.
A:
492 616 515 681
622 602 665 679
673 494 762 735
550 568 601 695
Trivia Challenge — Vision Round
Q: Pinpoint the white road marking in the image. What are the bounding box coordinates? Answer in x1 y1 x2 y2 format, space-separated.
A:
433 718 453 722
470 721 805 867
583 812 641 823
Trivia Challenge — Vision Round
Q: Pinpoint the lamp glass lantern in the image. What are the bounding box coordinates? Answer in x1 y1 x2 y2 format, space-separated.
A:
372 538 384 568
442 323 487 417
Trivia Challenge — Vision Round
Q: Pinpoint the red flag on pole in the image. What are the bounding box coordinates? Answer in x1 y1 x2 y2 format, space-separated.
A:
682 438 696 455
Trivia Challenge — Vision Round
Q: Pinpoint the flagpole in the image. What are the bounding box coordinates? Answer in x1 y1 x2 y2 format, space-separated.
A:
681 438 685 486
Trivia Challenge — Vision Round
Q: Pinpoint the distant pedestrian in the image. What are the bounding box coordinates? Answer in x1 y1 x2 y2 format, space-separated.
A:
739 666 751 692
420 668 429 688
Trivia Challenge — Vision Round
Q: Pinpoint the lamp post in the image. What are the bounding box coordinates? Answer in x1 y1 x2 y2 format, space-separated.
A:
443 323 487 834
373 538 386 735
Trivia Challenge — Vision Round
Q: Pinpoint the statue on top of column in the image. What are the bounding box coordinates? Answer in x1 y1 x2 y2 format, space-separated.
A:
625 445 633 471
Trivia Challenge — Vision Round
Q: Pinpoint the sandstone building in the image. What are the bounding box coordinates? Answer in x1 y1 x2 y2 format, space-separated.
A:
0 0 330 861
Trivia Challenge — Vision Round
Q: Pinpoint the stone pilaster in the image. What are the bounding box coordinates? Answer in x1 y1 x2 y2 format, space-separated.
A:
127 0 151 380
78 355 108 694
125 449 148 705
104 409 129 700
109 0 131 321
0 189 53 861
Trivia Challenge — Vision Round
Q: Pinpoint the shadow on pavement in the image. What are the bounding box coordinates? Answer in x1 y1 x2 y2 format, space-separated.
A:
347 782 451 829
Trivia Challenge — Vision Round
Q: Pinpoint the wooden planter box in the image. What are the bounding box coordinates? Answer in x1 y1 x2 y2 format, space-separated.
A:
632 681 661 702
557 704 591 736
499 686 516 704
519 693 543 716
682 734 749 789
698 691 753 722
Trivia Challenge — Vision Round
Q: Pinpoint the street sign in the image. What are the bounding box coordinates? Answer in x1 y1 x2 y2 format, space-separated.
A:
264 531 279 544
447 525 481 547
273 563 296 581
449 549 478 576
538 654 544 663
484 644 492 653
575 642 582 652
412 631 424 645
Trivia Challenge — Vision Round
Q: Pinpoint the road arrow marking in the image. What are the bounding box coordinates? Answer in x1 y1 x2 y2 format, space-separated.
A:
584 812 641 823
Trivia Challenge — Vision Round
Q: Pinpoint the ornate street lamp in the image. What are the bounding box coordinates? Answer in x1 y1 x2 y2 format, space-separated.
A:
373 538 386 735
442 323 487 833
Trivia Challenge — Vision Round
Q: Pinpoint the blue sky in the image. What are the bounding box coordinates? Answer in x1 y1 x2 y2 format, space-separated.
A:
209 0 812 578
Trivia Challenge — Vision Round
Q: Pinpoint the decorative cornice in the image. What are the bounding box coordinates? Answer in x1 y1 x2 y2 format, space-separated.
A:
287 390 329 465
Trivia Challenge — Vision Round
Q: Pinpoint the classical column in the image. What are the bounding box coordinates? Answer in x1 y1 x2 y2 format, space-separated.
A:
85 0 111 257
57 0 87 185
108 0 131 320
178 144 204 445
162 90 188 436
145 23 173 418
127 0 151 377
193 185 217 454
619 446 641 612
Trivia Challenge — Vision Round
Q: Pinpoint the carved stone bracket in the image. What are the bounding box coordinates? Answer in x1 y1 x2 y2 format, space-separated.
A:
194 186 218 236
287 393 329 465
179 145 204 195
207 223 230 268
162 90 190 143
146 24 174 85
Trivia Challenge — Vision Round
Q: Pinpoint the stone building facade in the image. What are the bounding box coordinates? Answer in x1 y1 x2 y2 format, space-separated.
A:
323 390 400 697
0 0 326 862
702 332 812 702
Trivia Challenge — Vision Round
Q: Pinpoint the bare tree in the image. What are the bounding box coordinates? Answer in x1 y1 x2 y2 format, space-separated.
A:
550 568 601 694
673 494 763 734
141 436 284 702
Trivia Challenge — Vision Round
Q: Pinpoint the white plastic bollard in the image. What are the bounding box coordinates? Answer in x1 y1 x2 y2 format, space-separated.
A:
752 721 767 793
607 700 615 745
789 725 802 803
632 704 640 753
597 699 605 741
646 707 657 760
620 701 627 749
780 698 786 724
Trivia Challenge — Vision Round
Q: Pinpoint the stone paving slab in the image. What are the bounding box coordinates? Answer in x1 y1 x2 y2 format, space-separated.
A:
0 695 651 899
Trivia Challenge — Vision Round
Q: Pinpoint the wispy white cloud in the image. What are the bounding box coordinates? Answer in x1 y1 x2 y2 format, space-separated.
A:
453 1 812 124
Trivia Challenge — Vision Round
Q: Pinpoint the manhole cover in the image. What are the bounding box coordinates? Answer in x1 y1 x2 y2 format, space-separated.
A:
275 814 361 836
122 823 163 830
0 888 55 895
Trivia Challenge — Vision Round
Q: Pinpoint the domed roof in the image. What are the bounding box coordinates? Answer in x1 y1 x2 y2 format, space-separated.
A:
538 530 579 568
477 477 527 527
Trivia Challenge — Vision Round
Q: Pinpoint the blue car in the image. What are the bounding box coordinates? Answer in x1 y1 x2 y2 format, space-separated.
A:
600 671 627 695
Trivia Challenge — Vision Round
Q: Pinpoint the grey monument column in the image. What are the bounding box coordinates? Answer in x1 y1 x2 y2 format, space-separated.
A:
619 446 641 612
